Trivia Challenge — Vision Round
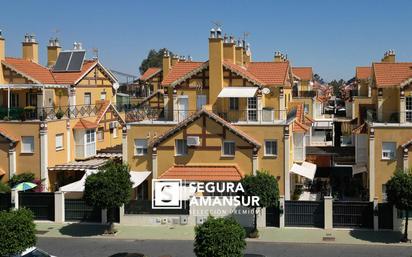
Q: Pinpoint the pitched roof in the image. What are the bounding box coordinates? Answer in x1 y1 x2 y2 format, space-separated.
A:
292 104 310 133
52 60 98 84
73 118 98 129
159 165 244 181
2 57 56 84
246 62 290 85
223 60 265 86
372 62 412 87
293 67 313 81
356 66 371 80
162 61 206 86
0 127 19 143
95 101 126 126
151 109 261 148
140 67 161 81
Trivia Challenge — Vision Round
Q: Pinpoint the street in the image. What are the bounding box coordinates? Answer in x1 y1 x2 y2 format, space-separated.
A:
37 237 412 257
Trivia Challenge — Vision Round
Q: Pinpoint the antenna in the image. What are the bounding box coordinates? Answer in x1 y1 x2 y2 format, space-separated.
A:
92 48 99 60
52 28 60 38
243 32 250 41
211 20 222 29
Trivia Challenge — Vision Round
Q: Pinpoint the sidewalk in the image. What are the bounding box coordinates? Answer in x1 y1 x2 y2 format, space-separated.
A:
35 222 411 246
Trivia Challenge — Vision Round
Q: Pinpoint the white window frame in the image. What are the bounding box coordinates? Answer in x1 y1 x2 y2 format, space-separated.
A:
196 95 207 110
382 142 396 160
21 136 34 153
264 140 278 157
112 125 118 139
134 139 148 156
222 140 235 157
84 92 92 105
55 133 64 151
406 96 412 122
175 139 188 156
97 127 104 141
100 91 107 101
247 97 257 121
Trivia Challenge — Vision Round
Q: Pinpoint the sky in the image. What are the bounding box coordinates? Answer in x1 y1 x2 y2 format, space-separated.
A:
2 0 412 81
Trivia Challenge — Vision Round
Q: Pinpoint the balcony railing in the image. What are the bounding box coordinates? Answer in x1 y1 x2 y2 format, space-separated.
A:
292 90 317 98
366 109 412 124
0 104 103 121
216 109 286 124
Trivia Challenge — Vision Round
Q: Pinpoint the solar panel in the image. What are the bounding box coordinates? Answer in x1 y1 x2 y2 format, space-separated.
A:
67 51 86 71
53 51 71 71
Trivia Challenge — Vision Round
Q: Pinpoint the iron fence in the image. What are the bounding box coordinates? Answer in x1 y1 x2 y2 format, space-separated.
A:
285 201 324 228
333 201 373 228
0 193 12 211
64 199 101 222
266 204 280 227
19 192 55 221
125 200 190 215
378 203 393 230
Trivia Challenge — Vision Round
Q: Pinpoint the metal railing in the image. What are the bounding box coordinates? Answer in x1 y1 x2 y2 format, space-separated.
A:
366 109 412 124
0 104 103 121
217 109 287 123
292 90 317 98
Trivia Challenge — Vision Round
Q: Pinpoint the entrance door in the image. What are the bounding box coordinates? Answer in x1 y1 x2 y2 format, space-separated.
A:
177 96 188 121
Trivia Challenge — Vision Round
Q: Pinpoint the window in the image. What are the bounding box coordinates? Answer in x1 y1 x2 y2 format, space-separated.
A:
100 91 106 101
86 129 95 143
382 142 396 160
55 133 64 151
222 141 235 156
84 92 91 105
406 96 412 122
175 139 188 156
21 136 34 153
112 126 118 138
97 127 104 141
10 93 19 107
229 98 239 110
265 140 278 156
247 97 257 121
134 139 148 156
196 95 207 110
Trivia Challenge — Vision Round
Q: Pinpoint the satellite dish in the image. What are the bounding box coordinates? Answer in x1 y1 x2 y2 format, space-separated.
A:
309 81 314 86
112 82 120 90
262 87 271 95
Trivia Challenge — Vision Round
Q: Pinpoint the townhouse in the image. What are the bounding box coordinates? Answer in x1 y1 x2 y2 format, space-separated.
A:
0 32 124 191
125 28 318 200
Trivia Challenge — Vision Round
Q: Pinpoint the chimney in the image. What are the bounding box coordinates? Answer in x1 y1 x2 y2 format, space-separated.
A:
22 33 39 63
381 50 396 63
162 49 171 78
274 51 282 62
209 27 224 106
171 54 179 66
47 38 61 67
243 43 251 64
223 35 236 64
235 40 244 66
0 30 5 84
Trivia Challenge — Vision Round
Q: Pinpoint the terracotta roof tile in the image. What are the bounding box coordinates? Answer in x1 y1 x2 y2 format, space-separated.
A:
2 57 56 84
291 104 310 133
373 62 412 87
74 118 98 129
356 66 371 80
159 165 244 181
162 62 205 86
140 67 161 81
223 60 265 86
52 60 97 84
246 62 289 85
352 123 368 134
293 67 313 81
0 127 19 142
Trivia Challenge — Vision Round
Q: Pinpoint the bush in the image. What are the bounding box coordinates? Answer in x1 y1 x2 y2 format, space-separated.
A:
0 208 36 256
292 186 303 201
194 216 246 257
0 181 10 193
8 173 35 188
56 109 64 119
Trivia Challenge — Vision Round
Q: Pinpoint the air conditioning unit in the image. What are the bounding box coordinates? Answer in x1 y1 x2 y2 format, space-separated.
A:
187 136 200 146
109 121 117 129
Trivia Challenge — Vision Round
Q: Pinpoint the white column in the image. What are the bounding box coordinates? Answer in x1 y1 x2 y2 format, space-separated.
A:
66 121 71 162
284 127 291 200
122 126 128 164
279 88 285 120
8 145 16 178
119 205 125 224
152 149 158 179
324 196 333 230
257 94 262 122
54 191 65 223
163 95 169 120
403 148 409 171
173 94 178 122
373 197 379 231
252 153 258 175
279 195 285 228
101 209 108 224
400 90 406 123
369 128 375 201
377 89 383 122
11 189 19 209
40 123 49 191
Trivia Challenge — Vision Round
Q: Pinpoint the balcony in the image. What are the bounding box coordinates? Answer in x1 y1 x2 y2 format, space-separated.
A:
292 90 317 98
0 104 103 122
366 109 412 124
216 109 287 124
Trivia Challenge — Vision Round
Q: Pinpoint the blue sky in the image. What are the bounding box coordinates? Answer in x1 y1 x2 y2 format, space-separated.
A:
2 0 412 81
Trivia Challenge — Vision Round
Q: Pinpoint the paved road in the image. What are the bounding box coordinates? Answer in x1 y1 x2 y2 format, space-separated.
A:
37 237 412 257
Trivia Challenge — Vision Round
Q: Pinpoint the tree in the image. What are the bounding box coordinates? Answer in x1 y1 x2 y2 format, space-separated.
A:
240 170 279 237
84 160 133 233
0 208 36 256
139 48 173 75
385 169 412 242
194 216 246 257
8 172 35 188
329 79 346 97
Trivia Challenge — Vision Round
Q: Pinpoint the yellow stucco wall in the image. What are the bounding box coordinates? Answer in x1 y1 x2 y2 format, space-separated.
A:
0 142 9 182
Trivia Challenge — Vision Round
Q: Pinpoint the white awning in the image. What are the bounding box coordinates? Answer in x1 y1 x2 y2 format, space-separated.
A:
314 121 333 129
59 169 99 192
290 162 317 180
352 164 367 176
130 171 151 188
217 87 258 98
